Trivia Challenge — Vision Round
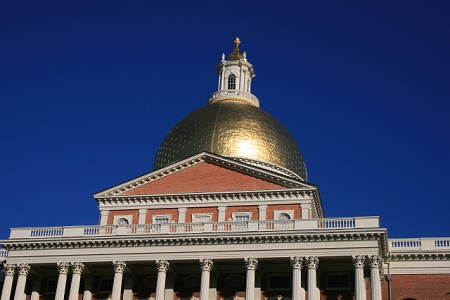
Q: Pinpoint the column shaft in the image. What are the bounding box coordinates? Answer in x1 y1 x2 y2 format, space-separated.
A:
199 259 213 300
290 256 304 300
1 264 15 300
55 262 70 300
69 263 84 300
155 260 169 300
111 261 127 300
352 256 366 300
369 256 382 300
306 257 319 300
13 264 30 300
244 258 258 300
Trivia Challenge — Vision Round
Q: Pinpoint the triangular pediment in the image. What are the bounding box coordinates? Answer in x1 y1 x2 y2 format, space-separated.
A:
94 152 316 198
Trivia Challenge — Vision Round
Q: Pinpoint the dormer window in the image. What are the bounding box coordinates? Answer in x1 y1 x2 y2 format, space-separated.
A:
228 74 236 89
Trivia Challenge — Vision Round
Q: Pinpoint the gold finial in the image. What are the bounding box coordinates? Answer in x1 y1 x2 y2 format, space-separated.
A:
228 37 244 61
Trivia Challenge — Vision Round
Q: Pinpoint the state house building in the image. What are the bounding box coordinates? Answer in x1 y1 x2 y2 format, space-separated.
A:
1 39 450 300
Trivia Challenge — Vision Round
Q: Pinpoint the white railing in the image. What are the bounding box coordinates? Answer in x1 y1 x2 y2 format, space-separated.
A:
389 238 450 251
8 217 380 239
208 90 260 106
0 249 7 258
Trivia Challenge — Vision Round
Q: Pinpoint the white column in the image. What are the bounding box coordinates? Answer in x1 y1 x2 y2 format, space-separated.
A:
111 261 127 300
68 262 84 300
369 256 382 300
138 209 147 224
1 264 15 300
290 257 305 300
164 273 175 300
82 274 94 300
55 262 70 300
178 208 187 223
30 276 42 300
100 210 109 225
352 255 366 300
123 274 134 300
305 256 319 300
199 259 213 300
13 263 30 300
155 260 170 300
258 205 267 221
218 207 226 222
244 258 258 300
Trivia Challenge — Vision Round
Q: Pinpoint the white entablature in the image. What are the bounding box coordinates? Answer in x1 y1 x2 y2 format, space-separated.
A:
208 37 259 107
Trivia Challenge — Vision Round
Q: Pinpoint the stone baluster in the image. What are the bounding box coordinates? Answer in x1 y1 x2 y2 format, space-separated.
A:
305 256 319 300
111 261 127 300
155 260 170 300
68 262 84 300
30 276 42 300
244 258 258 300
368 256 382 300
55 262 70 300
1 264 15 300
352 255 366 300
82 274 95 300
290 256 305 300
13 263 30 300
199 258 213 300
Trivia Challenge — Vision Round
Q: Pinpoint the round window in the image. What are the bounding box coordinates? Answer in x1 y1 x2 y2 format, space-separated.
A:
278 213 291 220
117 218 129 225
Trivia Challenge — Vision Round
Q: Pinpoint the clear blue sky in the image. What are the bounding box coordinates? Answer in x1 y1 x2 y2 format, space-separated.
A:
1 1 449 239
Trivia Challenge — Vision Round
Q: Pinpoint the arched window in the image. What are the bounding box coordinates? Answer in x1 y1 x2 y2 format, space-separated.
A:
278 213 291 220
228 74 236 89
117 218 129 225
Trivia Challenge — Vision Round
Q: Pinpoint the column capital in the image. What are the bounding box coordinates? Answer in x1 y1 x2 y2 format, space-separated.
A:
244 257 258 270
352 255 366 269
289 256 304 270
217 206 227 212
258 205 267 210
3 263 16 276
368 255 381 268
156 260 170 273
199 258 213 272
71 262 85 275
305 256 319 269
100 210 109 216
57 262 70 275
112 261 127 273
17 263 30 276
178 207 187 213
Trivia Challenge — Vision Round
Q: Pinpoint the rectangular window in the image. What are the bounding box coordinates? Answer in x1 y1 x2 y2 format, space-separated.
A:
267 274 291 291
326 273 350 290
233 212 251 222
154 215 171 224
192 214 212 223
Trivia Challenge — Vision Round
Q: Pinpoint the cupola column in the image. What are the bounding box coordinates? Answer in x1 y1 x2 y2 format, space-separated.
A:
111 261 126 300
352 255 366 300
290 256 305 300
13 263 30 300
68 262 84 300
1 263 16 300
199 258 213 300
369 256 382 300
55 262 70 300
155 260 170 300
306 256 319 300
244 257 258 300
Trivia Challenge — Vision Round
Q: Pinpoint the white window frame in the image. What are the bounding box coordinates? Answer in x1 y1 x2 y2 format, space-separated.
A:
192 213 213 223
267 273 291 291
325 272 351 290
153 214 171 224
113 215 132 225
232 212 252 222
273 210 294 220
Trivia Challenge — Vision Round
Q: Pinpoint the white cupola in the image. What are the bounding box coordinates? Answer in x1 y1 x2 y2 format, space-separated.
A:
208 37 259 107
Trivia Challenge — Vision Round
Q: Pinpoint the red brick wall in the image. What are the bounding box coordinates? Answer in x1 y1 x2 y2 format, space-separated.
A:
186 207 218 222
107 210 139 225
266 204 301 220
121 162 287 195
380 274 450 300
145 208 179 224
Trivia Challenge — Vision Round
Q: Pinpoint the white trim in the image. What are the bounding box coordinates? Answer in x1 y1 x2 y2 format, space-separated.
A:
274 210 294 220
192 214 213 223
113 215 132 225
232 212 252 221
153 214 171 224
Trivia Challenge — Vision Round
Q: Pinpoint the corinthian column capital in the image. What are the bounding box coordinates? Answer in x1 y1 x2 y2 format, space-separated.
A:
352 255 366 269
305 256 319 269
244 257 258 270
368 255 381 268
289 256 304 270
17 263 30 276
71 262 85 275
57 262 70 275
3 263 15 276
156 260 170 273
199 258 214 272
112 261 127 273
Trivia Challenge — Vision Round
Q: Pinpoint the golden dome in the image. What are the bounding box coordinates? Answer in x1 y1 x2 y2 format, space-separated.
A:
152 100 307 180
